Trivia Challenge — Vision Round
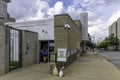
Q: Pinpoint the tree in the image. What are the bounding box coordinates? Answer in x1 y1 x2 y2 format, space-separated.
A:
86 41 93 49
97 33 119 50
106 33 119 50
97 41 107 49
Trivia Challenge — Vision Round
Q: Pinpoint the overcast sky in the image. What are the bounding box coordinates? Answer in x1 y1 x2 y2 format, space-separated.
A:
8 0 120 41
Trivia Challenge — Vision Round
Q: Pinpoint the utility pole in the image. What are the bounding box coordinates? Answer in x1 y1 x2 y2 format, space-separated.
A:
115 22 118 51
92 36 95 52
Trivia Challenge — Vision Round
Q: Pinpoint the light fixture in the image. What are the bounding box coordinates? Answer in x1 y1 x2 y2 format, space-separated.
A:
45 31 47 33
42 30 44 32
64 24 71 29
42 30 47 33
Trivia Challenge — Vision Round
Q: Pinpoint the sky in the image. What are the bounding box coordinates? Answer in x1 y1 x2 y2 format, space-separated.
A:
8 0 120 42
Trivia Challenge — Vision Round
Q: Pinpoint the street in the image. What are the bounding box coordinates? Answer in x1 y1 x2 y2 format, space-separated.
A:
99 51 120 70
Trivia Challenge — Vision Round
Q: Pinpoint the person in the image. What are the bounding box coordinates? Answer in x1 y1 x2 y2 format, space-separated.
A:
41 46 48 63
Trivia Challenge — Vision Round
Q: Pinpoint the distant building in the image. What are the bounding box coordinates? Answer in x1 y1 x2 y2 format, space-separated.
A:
80 12 88 41
109 22 117 36
117 18 120 40
109 18 120 50
80 12 88 53
97 38 103 44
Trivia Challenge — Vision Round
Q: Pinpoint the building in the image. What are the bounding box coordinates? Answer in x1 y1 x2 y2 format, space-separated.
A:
7 14 83 69
80 12 88 53
80 12 88 41
1 0 83 75
0 0 38 75
0 0 9 23
97 38 103 44
109 22 117 36
0 0 10 75
6 19 54 41
109 18 120 50
0 0 15 25
6 19 54 63
117 18 120 40
54 14 82 69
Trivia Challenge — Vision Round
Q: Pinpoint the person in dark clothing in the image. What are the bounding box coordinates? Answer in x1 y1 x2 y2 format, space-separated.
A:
41 46 48 63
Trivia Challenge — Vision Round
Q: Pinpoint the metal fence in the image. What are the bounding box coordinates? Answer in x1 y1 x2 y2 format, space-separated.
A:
9 27 22 70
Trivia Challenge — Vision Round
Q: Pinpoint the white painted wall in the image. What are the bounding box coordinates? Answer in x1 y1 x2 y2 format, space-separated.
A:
6 19 54 40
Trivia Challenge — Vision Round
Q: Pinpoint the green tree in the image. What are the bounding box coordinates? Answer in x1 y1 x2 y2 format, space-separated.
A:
97 41 107 49
86 41 93 49
97 33 119 50
106 33 119 49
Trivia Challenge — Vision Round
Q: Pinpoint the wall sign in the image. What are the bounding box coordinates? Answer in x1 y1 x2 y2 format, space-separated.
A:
57 48 67 62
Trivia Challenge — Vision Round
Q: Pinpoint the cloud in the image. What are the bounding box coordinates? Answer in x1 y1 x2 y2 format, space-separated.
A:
8 0 64 21
7 0 120 41
8 0 38 21
107 11 120 26
67 5 82 19
88 10 120 42
88 18 108 41
48 1 64 18
71 0 120 41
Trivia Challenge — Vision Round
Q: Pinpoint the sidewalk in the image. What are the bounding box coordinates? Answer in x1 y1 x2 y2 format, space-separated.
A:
0 52 120 80
0 63 53 80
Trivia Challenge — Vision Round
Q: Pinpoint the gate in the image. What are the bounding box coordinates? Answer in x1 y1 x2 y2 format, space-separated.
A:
9 27 22 70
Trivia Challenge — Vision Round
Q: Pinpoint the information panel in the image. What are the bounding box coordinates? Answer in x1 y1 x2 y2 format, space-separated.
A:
57 48 67 62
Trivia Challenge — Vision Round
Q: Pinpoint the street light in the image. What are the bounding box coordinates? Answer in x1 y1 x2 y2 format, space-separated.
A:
92 36 95 51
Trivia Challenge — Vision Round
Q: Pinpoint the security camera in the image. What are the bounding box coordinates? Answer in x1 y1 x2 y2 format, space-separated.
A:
67 25 71 29
64 24 71 29
64 24 68 28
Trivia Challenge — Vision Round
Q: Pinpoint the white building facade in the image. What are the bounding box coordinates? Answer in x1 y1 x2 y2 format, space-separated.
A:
6 19 54 40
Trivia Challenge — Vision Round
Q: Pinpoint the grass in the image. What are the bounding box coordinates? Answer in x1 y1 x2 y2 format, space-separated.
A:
10 61 20 66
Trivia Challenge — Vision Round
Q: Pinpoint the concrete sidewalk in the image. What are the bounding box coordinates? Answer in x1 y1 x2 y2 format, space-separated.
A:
0 63 53 80
41 52 120 80
0 52 120 80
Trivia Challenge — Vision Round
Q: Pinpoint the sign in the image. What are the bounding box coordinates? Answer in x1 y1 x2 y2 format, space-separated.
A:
57 48 67 62
80 12 88 40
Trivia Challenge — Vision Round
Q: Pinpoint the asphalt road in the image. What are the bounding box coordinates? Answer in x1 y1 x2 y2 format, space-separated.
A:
99 51 120 70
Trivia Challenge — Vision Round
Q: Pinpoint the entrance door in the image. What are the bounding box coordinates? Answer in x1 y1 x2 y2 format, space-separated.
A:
9 27 22 70
39 41 54 63
39 41 49 63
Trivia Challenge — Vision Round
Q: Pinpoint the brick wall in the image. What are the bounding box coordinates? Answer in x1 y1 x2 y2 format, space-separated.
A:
22 30 38 67
5 27 10 73
74 20 82 44
54 14 81 70
54 14 81 52
0 26 6 75
0 0 7 22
